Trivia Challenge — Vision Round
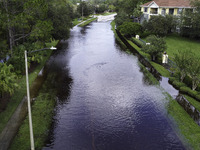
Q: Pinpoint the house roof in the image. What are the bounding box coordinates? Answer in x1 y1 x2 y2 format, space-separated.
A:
141 0 192 8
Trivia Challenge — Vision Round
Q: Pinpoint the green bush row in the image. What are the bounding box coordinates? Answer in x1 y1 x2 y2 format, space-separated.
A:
130 37 143 48
169 77 200 102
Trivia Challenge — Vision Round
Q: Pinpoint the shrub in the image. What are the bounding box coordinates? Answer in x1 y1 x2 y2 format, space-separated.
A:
140 31 151 38
169 77 176 83
141 35 166 61
0 63 18 98
130 37 143 48
180 86 192 94
173 80 186 88
142 15 176 36
117 22 143 38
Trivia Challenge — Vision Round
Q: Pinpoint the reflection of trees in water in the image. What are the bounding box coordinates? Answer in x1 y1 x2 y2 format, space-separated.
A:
41 68 73 105
55 70 73 104
138 62 159 86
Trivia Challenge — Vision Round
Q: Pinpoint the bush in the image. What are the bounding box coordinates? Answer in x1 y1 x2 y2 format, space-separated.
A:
180 86 192 93
169 77 176 83
115 11 129 26
141 35 166 61
173 80 186 88
130 37 143 48
196 95 200 101
183 75 192 88
0 63 18 97
117 22 143 38
142 15 176 36
140 31 151 38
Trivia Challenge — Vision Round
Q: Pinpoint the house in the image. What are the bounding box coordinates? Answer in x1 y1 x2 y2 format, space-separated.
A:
140 0 193 21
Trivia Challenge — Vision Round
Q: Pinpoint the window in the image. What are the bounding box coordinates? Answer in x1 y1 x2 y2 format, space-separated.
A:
162 8 166 15
144 8 148 12
169 9 174 15
150 8 158 14
178 8 182 14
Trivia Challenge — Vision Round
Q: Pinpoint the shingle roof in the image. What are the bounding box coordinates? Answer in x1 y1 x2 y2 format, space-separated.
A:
141 0 192 8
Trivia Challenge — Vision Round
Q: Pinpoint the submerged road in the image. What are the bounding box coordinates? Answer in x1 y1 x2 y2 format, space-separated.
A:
42 18 186 150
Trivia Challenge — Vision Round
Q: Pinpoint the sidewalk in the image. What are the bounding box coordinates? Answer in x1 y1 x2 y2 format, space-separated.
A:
0 97 28 150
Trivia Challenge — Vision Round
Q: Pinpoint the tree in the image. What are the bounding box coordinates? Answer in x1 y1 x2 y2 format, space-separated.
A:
173 50 192 82
108 4 115 12
0 0 54 56
114 10 129 26
117 22 142 37
187 56 200 90
77 1 94 17
120 0 139 17
180 0 200 38
0 63 18 98
96 4 107 13
141 35 166 61
142 15 176 36
48 0 73 40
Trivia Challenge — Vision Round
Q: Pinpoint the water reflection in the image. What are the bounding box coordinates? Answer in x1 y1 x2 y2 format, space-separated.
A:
43 21 185 150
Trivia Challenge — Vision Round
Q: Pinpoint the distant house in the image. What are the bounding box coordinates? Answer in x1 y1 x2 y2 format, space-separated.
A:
140 0 193 22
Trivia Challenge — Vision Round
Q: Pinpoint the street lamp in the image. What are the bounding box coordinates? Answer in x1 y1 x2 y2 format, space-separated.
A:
24 46 57 150
82 0 85 21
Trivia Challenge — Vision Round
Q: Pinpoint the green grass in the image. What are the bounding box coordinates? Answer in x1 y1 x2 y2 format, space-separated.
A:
165 34 200 60
167 94 200 150
150 62 171 77
110 21 127 49
9 91 56 150
72 18 81 26
78 17 97 27
0 51 53 134
127 40 151 60
184 95 200 112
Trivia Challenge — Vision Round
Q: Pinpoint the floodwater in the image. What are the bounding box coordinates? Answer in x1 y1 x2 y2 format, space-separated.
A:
42 20 186 150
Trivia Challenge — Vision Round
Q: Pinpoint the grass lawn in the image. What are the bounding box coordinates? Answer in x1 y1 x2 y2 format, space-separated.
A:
165 34 200 60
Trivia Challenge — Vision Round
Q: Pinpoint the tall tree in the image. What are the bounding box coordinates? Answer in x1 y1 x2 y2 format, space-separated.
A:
48 0 74 40
180 0 200 38
141 35 166 61
173 50 192 82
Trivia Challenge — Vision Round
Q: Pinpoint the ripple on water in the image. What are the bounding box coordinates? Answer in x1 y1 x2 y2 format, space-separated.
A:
43 21 185 150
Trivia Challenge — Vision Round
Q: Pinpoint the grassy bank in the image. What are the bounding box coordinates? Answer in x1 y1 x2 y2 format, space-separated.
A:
0 51 53 134
167 94 200 149
78 17 97 27
111 21 127 49
138 62 159 85
72 18 81 26
9 79 56 150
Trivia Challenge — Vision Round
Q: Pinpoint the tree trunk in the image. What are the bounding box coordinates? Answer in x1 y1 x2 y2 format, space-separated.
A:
152 55 156 61
3 0 14 56
8 27 14 56
180 72 185 82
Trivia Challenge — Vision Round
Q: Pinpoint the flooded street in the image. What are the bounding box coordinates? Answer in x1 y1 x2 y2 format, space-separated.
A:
42 20 185 150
